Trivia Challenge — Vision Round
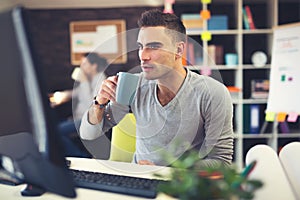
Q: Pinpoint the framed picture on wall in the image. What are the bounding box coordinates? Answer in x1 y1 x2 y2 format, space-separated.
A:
70 20 127 65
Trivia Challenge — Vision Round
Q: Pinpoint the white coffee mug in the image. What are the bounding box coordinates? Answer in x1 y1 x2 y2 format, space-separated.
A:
115 72 139 105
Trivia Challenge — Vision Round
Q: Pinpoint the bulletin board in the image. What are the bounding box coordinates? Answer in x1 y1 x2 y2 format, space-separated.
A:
266 22 300 116
70 20 127 65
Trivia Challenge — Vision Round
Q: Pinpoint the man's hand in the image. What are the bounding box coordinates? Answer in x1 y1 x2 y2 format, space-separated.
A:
88 76 118 125
96 76 118 104
49 90 72 107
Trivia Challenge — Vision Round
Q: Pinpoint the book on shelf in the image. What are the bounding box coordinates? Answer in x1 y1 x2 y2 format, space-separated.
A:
242 7 250 30
181 13 203 32
194 43 203 65
182 40 195 65
207 45 223 66
244 5 256 30
243 104 260 134
251 79 269 99
182 14 228 31
188 42 195 65
250 104 260 133
182 40 203 66
208 15 228 30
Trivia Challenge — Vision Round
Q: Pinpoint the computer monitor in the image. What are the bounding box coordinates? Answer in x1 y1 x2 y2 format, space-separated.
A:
0 6 76 198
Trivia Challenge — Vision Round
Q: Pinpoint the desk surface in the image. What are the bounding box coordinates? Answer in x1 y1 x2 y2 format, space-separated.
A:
0 157 175 200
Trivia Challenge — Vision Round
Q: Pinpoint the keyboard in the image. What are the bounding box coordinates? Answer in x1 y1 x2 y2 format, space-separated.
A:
70 168 168 198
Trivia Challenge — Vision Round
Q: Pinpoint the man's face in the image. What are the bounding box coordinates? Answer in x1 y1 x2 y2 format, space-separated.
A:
137 26 177 80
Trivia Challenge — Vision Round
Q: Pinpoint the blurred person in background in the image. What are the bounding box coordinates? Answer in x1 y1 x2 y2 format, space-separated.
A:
51 52 108 157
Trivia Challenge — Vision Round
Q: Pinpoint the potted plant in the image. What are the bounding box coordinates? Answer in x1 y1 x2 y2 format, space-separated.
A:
155 151 263 200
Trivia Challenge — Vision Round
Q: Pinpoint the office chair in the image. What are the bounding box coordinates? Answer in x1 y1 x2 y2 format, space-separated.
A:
109 113 136 162
279 142 300 200
245 144 296 200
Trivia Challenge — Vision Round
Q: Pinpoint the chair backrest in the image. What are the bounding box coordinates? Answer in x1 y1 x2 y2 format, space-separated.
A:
279 142 300 200
109 113 136 162
245 144 296 200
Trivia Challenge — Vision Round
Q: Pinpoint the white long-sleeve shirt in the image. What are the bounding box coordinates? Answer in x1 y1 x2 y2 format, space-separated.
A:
72 73 106 120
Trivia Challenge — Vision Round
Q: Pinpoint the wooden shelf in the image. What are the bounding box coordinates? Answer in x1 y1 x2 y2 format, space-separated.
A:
184 0 300 169
242 29 273 34
186 29 239 35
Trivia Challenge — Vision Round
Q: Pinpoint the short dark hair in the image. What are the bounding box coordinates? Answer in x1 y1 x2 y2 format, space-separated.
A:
84 52 108 73
137 9 186 43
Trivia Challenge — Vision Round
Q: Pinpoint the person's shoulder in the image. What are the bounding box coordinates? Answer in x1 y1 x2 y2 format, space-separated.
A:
188 70 224 87
187 69 228 97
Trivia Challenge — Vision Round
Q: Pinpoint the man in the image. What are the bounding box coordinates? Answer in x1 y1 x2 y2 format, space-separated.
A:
53 52 108 157
80 9 234 168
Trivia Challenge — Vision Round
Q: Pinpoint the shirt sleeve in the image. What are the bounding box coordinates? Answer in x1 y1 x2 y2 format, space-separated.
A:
79 109 104 140
79 102 131 140
198 80 234 167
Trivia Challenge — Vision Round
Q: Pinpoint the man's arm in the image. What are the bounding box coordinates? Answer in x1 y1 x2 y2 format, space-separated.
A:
197 80 234 168
80 108 104 140
79 76 117 140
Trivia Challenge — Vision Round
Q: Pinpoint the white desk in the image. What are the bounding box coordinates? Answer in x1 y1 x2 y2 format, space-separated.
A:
0 157 176 200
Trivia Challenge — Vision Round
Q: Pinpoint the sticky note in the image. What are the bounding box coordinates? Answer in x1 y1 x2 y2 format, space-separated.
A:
201 31 212 41
276 112 287 122
200 10 211 20
201 0 212 4
265 112 275 122
287 112 298 122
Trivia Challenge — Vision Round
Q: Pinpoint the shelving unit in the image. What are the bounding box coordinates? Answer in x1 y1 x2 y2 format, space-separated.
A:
175 0 300 169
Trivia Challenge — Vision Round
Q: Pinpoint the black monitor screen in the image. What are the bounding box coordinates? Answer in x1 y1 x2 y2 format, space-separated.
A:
0 9 31 136
0 6 76 198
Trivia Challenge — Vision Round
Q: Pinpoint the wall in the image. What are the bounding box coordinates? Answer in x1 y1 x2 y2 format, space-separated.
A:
25 6 161 92
24 3 216 92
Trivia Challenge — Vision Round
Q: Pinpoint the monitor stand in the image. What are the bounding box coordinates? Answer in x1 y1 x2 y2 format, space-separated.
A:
21 184 45 196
